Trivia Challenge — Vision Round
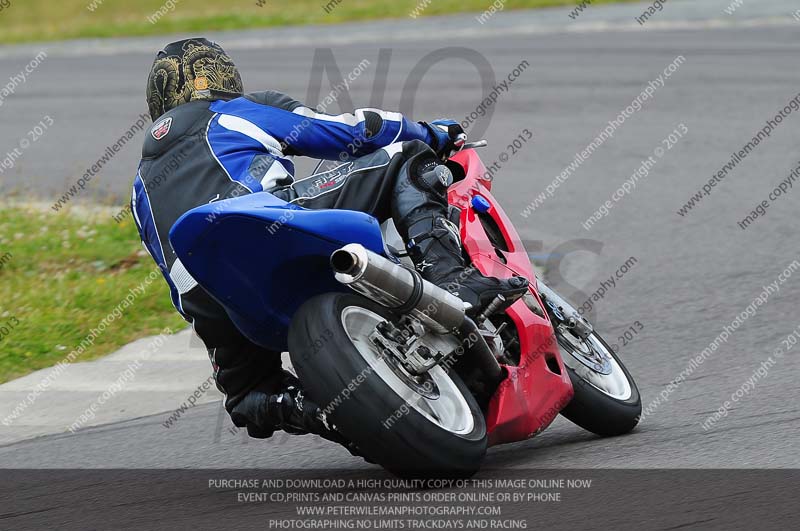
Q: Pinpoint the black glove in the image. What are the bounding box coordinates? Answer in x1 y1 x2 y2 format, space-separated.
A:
230 391 277 438
228 369 300 439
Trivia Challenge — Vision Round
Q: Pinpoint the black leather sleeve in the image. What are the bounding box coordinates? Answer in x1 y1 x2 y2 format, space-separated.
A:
244 90 307 112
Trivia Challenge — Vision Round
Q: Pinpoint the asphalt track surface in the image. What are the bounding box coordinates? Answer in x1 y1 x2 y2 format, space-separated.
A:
1 1 799 528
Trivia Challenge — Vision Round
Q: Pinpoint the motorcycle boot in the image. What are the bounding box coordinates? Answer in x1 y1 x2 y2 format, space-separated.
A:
392 149 529 317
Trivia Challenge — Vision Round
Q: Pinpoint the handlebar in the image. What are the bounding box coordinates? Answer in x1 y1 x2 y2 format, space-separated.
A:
461 140 488 150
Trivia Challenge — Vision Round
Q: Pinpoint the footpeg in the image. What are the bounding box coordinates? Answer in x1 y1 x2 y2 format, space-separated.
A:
476 294 507 323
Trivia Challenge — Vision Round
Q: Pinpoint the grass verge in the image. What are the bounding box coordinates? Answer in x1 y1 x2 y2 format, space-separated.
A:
0 204 187 384
0 0 636 45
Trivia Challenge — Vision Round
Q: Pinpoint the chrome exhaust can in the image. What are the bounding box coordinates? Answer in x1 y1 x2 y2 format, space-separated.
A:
331 243 466 333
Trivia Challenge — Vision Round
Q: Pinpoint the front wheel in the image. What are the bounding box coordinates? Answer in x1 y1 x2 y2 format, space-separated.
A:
557 329 642 436
536 281 641 436
288 293 487 478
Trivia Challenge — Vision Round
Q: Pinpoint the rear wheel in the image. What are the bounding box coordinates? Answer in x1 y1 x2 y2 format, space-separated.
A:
289 293 486 478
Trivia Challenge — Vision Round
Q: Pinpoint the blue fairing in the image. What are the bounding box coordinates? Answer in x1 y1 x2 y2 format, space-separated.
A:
169 192 387 351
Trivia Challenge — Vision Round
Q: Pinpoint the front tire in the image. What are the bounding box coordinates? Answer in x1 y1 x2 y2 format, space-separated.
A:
289 293 487 478
558 331 641 436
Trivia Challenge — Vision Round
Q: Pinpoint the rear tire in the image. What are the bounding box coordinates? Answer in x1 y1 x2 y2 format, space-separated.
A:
289 293 487 478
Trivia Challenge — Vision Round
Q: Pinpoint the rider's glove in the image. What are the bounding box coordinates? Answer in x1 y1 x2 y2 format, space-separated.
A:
230 389 277 439
421 119 466 158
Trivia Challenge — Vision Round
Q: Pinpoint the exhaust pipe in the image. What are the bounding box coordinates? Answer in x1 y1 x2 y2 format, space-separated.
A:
333 243 504 385
331 244 466 334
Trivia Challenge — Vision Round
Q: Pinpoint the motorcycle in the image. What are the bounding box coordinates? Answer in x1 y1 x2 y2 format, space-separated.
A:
170 140 641 477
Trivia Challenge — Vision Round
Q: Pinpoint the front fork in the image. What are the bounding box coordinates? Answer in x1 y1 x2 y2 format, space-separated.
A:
537 281 613 375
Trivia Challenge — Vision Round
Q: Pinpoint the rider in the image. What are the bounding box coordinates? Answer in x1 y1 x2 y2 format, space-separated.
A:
134 38 528 445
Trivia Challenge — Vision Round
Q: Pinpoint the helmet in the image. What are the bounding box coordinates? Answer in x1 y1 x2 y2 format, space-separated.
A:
146 38 243 121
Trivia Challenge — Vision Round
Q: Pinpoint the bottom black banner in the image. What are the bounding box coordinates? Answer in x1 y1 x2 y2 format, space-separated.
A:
3 469 796 529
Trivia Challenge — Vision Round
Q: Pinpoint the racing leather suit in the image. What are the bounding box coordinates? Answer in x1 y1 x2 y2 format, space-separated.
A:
132 90 448 414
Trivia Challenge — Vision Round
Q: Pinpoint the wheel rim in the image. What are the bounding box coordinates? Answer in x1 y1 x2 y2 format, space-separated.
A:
340 306 475 435
558 332 633 401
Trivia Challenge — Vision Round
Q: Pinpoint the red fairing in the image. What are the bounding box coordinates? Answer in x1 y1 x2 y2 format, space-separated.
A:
448 149 573 446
